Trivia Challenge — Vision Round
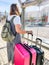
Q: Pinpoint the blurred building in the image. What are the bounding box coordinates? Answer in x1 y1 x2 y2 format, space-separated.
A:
25 5 49 23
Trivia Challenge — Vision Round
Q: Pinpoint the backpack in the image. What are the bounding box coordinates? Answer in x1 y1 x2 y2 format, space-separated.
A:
1 16 16 42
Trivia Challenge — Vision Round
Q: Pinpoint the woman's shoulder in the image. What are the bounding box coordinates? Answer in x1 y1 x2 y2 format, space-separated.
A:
15 15 20 18
14 15 20 20
7 14 20 21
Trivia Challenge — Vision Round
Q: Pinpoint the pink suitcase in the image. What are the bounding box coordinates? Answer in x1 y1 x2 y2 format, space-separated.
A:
14 43 36 65
29 48 36 65
23 44 36 65
14 43 30 65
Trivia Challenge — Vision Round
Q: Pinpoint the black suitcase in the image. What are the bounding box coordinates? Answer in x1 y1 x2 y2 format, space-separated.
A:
32 46 44 65
27 34 44 65
30 38 44 65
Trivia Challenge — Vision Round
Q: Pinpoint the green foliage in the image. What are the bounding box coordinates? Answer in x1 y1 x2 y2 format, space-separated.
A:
30 17 35 21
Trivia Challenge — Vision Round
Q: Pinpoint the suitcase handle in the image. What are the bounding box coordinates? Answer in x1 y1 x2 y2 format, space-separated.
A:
36 38 42 42
28 33 33 36
27 33 42 49
36 38 42 49
27 33 33 45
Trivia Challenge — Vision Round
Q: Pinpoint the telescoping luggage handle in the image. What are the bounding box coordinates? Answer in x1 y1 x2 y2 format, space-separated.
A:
36 38 42 49
27 33 33 45
27 33 42 49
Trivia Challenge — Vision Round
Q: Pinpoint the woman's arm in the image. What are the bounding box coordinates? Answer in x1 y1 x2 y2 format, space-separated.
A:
14 16 33 35
15 24 33 34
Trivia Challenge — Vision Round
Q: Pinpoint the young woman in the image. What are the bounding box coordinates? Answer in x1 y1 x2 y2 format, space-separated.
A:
7 4 33 65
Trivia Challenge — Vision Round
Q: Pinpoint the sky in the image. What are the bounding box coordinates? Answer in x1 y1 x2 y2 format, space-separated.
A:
0 0 49 13
0 0 20 12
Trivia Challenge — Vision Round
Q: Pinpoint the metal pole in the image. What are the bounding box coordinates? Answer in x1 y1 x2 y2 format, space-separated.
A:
21 8 25 37
37 4 40 37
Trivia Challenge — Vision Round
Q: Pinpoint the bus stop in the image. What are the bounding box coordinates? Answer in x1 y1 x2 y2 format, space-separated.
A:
0 0 49 65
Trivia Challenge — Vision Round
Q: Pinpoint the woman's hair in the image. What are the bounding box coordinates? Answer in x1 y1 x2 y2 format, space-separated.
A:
10 4 20 15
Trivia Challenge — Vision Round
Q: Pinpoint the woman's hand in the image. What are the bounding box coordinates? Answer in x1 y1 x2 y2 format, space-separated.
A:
26 31 33 36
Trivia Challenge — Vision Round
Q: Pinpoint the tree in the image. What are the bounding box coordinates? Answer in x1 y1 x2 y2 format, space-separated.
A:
30 17 35 22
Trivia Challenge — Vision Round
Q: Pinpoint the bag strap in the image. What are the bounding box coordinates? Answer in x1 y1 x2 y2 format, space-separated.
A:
9 16 16 36
10 16 16 23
